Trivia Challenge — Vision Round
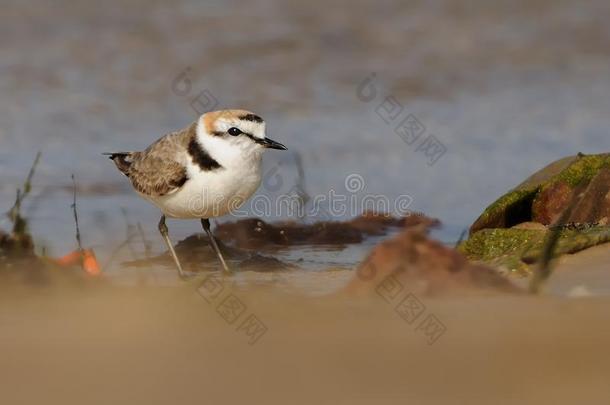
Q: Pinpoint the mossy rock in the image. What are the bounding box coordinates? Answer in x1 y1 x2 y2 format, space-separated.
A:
463 152 610 275
459 226 610 276
470 152 610 234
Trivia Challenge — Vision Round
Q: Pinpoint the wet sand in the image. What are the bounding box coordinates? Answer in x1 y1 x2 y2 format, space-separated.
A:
543 243 610 296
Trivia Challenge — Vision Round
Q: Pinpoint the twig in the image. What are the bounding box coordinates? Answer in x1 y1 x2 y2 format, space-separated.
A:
10 188 22 224
454 228 468 249
23 151 42 196
71 174 83 252
8 151 41 229
11 188 21 219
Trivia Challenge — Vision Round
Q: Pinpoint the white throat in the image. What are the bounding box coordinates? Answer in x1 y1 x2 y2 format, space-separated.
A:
196 121 263 170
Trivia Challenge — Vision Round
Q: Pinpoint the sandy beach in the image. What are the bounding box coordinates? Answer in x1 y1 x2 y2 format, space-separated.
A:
2 273 610 405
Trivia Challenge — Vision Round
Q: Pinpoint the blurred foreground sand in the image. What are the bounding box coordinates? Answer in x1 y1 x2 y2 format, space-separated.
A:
2 274 610 405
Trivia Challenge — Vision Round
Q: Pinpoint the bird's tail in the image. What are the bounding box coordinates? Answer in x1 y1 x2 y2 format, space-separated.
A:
103 152 134 176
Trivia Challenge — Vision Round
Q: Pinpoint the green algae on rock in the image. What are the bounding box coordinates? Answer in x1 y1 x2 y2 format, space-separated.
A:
459 226 610 276
522 225 610 264
463 152 610 275
458 228 544 276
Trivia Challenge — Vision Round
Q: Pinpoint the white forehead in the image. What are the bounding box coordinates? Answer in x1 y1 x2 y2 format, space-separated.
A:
216 116 266 139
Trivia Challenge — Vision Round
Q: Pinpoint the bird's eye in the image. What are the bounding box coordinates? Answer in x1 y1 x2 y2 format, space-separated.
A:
228 127 242 136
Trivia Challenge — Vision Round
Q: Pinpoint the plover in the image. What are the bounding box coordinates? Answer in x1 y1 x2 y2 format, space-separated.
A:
105 109 287 277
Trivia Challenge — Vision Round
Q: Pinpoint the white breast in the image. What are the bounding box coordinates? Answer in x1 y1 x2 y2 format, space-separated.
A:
146 150 263 219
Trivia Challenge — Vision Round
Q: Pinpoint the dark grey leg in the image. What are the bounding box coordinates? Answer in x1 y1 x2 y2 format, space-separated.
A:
201 218 230 273
158 215 186 279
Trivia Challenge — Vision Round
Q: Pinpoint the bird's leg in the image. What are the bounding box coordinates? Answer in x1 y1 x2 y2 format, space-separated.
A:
158 215 187 279
201 218 231 273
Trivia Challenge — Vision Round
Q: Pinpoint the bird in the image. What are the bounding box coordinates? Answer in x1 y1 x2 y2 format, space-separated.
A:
104 109 287 277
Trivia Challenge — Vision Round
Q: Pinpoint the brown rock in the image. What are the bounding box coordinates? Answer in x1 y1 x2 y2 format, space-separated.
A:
470 153 610 234
568 167 610 224
345 222 520 297
531 181 575 224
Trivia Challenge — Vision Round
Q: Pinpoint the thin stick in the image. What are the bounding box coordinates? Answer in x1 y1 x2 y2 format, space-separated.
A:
10 189 21 223
10 189 25 235
71 174 83 252
8 151 41 224
454 228 468 249
23 151 42 196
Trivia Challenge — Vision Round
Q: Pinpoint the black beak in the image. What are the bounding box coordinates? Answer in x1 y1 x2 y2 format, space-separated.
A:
261 137 287 150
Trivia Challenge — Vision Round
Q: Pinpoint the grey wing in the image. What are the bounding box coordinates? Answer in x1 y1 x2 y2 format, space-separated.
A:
127 132 190 197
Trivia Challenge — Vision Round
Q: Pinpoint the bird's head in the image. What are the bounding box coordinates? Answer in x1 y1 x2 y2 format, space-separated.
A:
197 110 286 161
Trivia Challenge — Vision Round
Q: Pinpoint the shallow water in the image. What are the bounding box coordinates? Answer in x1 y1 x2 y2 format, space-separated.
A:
2 0 610 281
